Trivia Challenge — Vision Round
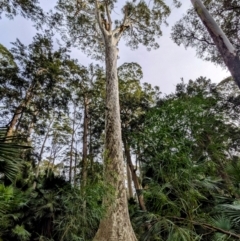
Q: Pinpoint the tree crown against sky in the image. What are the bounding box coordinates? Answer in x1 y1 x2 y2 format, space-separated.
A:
0 0 44 23
52 0 181 60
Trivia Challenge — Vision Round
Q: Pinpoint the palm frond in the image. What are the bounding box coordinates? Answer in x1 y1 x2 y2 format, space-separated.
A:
0 127 30 182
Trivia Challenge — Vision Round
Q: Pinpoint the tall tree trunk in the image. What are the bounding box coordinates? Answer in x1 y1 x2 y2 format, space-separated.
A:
126 161 134 199
81 95 89 188
123 139 147 211
69 106 76 184
6 94 30 137
93 39 137 241
81 96 89 228
89 113 94 174
6 90 33 137
74 150 78 187
27 110 39 142
190 0 240 88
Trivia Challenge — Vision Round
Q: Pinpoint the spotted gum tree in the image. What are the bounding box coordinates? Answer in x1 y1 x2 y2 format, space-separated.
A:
173 0 240 88
190 0 240 88
54 0 178 239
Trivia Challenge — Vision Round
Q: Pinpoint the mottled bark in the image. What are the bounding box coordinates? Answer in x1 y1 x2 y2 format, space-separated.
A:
81 96 89 188
190 0 240 88
124 139 147 211
93 38 137 241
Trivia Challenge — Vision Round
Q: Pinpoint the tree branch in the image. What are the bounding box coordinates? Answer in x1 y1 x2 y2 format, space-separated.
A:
112 4 134 43
75 0 95 16
105 0 112 31
168 216 240 239
94 0 107 38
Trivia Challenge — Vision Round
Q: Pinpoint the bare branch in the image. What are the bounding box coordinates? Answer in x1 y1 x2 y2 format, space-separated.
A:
75 0 95 16
112 5 132 42
105 0 112 31
94 0 107 38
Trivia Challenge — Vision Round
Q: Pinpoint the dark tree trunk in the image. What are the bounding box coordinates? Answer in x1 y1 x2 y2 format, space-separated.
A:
69 106 76 183
6 90 33 137
81 95 89 188
126 160 134 199
123 139 147 211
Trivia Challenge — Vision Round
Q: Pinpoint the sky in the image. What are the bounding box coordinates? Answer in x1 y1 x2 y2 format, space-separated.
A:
0 0 229 94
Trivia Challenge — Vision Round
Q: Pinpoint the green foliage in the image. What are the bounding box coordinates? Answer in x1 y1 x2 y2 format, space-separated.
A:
0 128 30 183
0 44 17 69
0 0 44 22
54 183 106 241
130 77 240 240
1 22 240 240
0 171 106 241
12 225 31 241
53 0 180 59
0 184 29 238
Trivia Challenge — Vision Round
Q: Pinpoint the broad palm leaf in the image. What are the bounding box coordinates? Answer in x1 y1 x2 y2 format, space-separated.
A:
0 128 30 182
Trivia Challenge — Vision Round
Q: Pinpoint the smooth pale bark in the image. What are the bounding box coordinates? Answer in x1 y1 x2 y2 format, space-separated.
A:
123 140 147 211
81 95 89 188
93 37 137 241
190 0 240 88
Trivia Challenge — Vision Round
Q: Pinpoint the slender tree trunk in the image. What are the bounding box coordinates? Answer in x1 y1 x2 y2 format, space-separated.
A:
81 95 89 188
89 113 94 174
190 0 240 88
6 82 36 137
74 150 78 187
93 39 137 241
33 118 53 189
27 110 39 143
126 161 134 199
6 92 32 137
81 96 89 228
69 106 76 184
123 139 147 211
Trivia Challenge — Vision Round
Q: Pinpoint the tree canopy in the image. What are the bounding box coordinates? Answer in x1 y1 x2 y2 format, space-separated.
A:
1 0 240 240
